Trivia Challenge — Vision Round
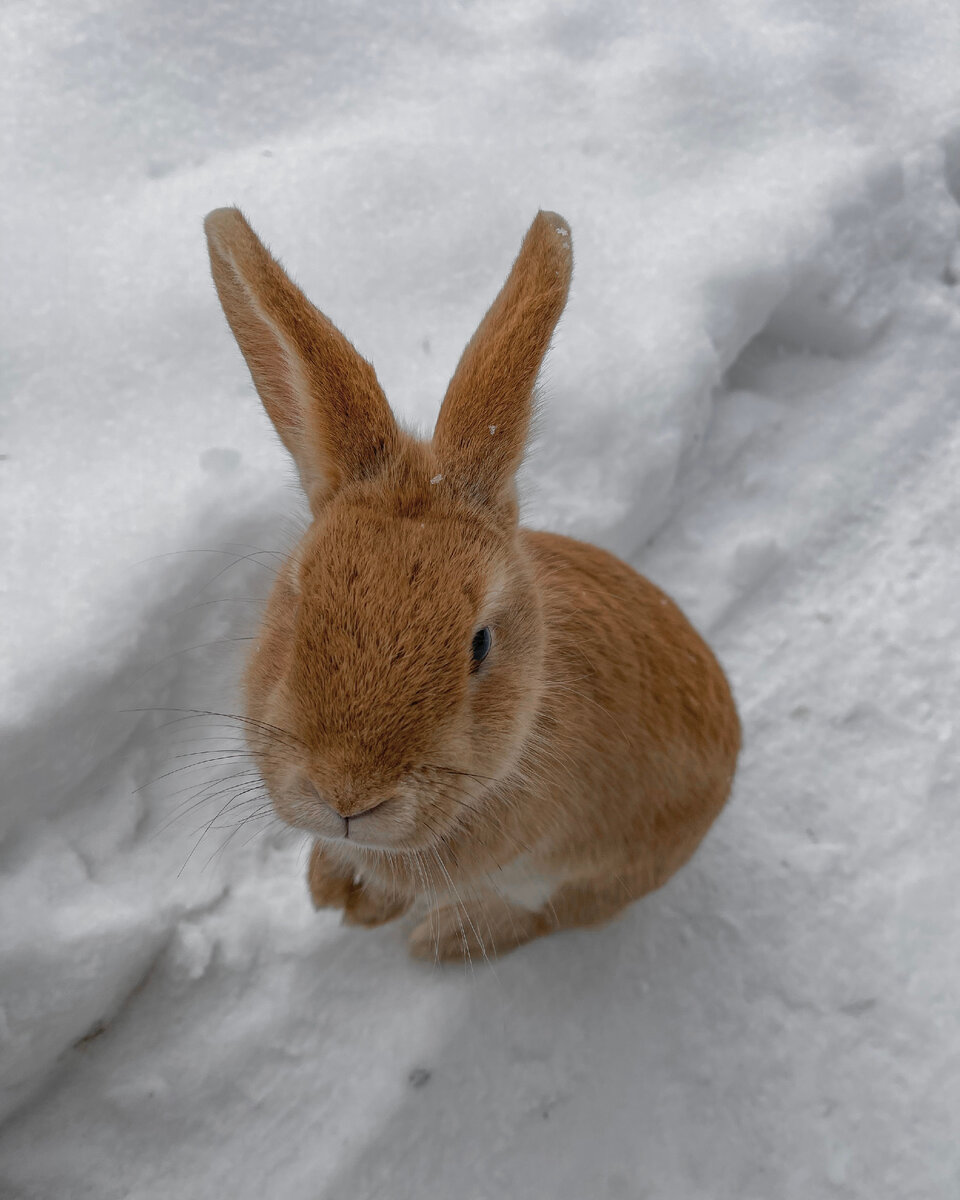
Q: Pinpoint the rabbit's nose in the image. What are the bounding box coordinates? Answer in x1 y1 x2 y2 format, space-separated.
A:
312 781 388 820
344 794 389 820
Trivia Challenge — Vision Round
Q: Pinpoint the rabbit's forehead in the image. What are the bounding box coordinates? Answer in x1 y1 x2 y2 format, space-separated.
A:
300 505 505 610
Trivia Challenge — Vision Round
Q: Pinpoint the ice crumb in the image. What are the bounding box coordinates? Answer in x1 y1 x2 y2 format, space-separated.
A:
430 473 443 485
489 425 497 435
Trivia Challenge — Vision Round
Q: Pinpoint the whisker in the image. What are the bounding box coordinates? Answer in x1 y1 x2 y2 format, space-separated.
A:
192 547 285 592
125 637 257 689
153 770 267 830
169 773 269 819
181 784 271 834
421 763 498 784
176 596 269 615
133 547 280 575
202 807 277 869
121 707 307 751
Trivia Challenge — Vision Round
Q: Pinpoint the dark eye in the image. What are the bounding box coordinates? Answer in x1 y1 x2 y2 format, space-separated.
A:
470 626 492 669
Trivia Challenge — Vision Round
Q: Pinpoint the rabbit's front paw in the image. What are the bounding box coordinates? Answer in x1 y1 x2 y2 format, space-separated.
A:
342 886 411 927
408 905 478 962
306 842 355 910
409 900 549 962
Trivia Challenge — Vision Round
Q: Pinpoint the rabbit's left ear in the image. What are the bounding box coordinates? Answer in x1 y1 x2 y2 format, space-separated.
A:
204 208 400 510
433 211 572 512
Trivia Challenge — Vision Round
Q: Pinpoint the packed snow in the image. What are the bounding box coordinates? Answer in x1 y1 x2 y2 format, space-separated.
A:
2 1 960 1196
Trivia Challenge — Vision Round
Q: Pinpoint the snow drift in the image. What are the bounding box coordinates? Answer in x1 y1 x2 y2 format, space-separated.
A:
2 1 960 1196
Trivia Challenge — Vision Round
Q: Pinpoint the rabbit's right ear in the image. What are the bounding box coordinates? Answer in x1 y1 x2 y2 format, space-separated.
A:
204 208 399 509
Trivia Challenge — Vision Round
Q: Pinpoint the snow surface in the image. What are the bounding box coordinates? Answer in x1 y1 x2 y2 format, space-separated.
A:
2 1 960 1196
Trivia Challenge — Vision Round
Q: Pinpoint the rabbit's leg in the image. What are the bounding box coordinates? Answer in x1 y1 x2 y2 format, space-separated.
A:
308 842 412 926
307 841 356 909
408 864 653 961
408 896 549 962
543 866 652 931
342 879 412 927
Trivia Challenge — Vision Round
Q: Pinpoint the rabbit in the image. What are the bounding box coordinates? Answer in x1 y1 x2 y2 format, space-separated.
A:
204 206 741 962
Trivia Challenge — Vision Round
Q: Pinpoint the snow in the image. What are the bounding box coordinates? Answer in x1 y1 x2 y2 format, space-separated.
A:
2 1 960 1196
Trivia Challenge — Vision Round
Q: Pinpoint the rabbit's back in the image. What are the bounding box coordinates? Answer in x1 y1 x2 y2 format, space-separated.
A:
520 529 740 878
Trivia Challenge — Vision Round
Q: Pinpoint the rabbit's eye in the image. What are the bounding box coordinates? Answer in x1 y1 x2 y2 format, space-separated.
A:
471 626 492 669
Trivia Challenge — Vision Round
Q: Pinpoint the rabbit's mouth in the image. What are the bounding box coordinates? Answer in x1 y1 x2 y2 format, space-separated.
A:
344 795 388 828
298 797 392 846
340 796 394 846
273 773 432 851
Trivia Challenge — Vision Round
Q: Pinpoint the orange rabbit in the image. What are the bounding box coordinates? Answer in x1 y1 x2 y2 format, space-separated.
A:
204 207 740 961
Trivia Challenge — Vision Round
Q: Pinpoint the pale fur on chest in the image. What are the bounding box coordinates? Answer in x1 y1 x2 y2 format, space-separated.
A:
348 847 559 914
481 854 557 910
460 854 559 912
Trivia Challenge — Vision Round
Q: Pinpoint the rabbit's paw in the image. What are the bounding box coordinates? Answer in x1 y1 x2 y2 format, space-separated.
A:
306 842 356 910
342 886 411 927
408 906 479 962
409 901 549 962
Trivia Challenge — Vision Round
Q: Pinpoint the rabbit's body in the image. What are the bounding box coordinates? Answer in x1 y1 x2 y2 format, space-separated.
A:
205 207 740 960
299 527 738 958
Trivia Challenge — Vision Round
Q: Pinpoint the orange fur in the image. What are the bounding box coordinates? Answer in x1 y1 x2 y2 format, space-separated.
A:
204 207 740 961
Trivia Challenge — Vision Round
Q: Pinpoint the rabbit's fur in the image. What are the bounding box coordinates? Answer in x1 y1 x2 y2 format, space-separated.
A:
205 208 740 961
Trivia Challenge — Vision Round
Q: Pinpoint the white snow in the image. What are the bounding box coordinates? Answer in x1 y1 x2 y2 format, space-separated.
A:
2 1 960 1196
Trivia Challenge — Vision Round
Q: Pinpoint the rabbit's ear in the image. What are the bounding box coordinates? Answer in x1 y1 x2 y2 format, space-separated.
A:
204 208 400 509
433 211 572 511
